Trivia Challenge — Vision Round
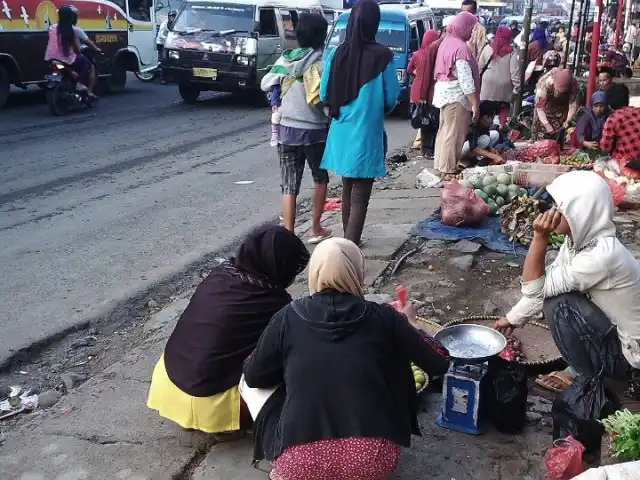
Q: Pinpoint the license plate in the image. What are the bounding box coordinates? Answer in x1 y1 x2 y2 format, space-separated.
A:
45 74 61 82
193 67 217 79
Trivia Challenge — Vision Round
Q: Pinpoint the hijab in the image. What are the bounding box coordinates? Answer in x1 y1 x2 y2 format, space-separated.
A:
552 68 573 93
411 29 440 102
434 11 480 93
163 225 310 397
491 26 514 58
308 237 365 298
577 91 608 143
532 26 548 49
325 0 394 119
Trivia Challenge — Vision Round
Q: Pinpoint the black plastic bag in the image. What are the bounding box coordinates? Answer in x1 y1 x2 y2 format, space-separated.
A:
411 104 438 130
552 375 621 456
486 358 528 433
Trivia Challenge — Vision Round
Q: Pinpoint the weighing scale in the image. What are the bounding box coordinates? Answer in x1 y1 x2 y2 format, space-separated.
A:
434 323 507 436
436 360 490 435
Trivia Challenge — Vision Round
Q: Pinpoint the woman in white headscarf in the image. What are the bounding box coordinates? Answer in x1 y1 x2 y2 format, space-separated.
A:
243 237 449 479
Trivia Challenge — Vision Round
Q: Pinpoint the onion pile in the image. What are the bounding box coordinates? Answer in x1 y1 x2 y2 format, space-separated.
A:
500 332 526 362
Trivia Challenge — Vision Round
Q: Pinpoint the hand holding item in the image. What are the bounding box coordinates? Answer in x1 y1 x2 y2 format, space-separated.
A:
544 122 554 133
492 317 514 335
533 207 563 237
472 103 480 123
583 140 599 149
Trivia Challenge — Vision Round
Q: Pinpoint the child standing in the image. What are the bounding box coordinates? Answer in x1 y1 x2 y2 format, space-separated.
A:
270 85 281 147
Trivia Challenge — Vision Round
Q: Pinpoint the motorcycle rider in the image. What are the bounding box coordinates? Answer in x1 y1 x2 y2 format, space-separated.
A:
157 10 178 84
44 5 100 98
69 5 102 97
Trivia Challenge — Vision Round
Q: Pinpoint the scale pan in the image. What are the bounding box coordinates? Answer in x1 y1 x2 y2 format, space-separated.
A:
434 324 506 363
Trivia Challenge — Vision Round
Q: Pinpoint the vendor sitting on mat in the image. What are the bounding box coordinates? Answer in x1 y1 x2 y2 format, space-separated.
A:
458 102 506 169
494 171 640 393
572 91 609 150
147 225 309 433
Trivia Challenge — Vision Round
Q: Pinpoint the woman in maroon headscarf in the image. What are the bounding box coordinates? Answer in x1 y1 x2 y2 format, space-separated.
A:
407 29 440 155
530 67 579 142
432 11 480 178
478 26 520 127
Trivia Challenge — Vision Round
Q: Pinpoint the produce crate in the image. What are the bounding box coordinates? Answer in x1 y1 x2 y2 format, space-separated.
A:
461 164 515 181
513 163 571 188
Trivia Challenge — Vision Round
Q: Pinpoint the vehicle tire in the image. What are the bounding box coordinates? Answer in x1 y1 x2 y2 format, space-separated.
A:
0 65 10 110
134 70 156 82
47 84 70 116
106 60 127 94
179 84 200 104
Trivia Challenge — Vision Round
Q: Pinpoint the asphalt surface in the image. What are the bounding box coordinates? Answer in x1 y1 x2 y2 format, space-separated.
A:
0 79 414 366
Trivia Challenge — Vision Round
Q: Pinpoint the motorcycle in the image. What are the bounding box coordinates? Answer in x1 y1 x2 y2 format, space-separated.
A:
45 50 99 116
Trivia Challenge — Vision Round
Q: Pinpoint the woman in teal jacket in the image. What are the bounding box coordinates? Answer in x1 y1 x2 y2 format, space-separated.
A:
320 0 399 246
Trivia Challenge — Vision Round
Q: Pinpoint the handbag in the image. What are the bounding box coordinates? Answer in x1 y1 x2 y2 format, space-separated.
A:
411 104 438 130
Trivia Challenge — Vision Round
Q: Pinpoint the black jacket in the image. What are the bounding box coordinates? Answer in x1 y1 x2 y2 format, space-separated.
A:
243 291 450 460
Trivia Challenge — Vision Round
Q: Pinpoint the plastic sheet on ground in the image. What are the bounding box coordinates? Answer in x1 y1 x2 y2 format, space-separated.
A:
411 211 529 256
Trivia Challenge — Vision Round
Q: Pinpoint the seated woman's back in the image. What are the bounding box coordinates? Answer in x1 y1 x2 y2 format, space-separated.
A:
244 237 449 472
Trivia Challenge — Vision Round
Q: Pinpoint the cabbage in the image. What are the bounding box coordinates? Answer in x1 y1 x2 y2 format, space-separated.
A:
482 174 497 187
496 184 509 197
497 173 512 185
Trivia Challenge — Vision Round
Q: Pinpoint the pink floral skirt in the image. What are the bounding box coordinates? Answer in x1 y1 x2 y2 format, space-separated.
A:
270 437 400 480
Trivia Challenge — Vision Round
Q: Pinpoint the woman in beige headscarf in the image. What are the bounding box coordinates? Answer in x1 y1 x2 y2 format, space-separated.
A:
243 238 450 479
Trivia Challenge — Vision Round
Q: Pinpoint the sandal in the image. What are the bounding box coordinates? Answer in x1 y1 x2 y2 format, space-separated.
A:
535 371 574 393
307 230 333 245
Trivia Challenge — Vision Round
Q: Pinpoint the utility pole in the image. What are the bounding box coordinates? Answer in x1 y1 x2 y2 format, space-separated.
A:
587 0 604 105
615 0 624 48
564 0 578 67
513 0 534 118
572 0 586 71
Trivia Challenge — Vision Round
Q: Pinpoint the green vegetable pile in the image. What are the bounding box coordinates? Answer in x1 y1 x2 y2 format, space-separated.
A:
459 172 527 215
548 232 566 249
601 409 640 461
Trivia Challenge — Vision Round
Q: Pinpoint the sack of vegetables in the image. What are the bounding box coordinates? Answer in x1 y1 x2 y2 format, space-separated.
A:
440 182 489 227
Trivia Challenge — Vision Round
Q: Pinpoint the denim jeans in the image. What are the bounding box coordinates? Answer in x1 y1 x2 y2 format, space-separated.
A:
544 292 631 380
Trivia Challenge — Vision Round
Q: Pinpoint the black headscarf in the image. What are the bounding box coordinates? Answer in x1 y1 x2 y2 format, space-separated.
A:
163 225 309 397
325 0 394 119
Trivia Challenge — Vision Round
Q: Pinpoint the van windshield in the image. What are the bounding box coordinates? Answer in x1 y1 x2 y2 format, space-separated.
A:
328 21 406 53
173 2 254 33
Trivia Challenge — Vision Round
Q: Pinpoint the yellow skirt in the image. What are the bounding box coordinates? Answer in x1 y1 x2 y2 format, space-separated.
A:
147 355 240 433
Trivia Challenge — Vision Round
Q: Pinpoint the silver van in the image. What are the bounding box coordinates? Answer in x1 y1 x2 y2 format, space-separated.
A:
161 0 323 104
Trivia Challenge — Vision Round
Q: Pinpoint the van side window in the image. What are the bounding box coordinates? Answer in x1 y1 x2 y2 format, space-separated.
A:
127 0 151 22
259 8 279 36
416 19 425 40
280 9 299 40
409 23 419 52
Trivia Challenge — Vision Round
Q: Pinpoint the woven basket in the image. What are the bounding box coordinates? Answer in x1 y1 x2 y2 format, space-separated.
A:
415 317 444 336
442 315 563 367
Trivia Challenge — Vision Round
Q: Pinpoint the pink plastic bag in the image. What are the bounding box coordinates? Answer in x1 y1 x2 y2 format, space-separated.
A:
387 285 408 312
324 198 342 211
596 172 626 206
441 182 489 227
545 436 586 480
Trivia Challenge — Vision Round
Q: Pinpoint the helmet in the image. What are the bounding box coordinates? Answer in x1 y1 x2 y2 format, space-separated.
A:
168 9 178 18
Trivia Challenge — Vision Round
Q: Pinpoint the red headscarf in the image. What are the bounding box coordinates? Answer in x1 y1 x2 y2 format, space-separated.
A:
434 12 481 94
408 30 440 103
491 26 514 59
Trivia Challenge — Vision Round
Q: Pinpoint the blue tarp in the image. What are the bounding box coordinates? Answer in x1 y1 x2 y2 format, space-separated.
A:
411 213 529 256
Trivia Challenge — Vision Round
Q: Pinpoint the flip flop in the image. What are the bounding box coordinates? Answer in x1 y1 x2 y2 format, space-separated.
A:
535 371 574 393
307 231 332 245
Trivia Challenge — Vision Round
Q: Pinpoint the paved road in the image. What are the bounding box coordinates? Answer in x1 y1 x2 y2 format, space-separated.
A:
0 81 414 366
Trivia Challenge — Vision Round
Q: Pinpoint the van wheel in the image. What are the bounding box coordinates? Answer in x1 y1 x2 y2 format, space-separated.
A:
107 61 127 94
0 66 10 110
179 84 200 104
